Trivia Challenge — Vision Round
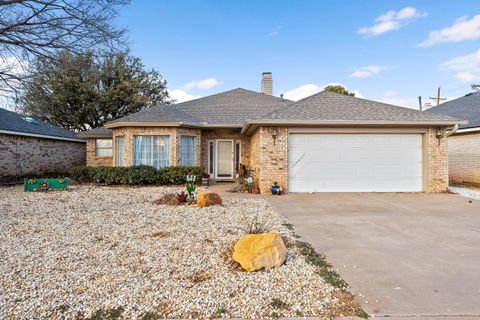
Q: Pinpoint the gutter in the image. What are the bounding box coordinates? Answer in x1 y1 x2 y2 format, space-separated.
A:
0 129 85 143
241 119 468 135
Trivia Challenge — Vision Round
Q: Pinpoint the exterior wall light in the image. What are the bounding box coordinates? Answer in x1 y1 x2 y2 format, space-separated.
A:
272 128 277 145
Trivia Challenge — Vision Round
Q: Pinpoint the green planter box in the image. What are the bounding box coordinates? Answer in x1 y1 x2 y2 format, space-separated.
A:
24 178 69 191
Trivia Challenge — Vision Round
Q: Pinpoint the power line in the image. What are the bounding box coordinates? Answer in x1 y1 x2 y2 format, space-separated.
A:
429 86 447 106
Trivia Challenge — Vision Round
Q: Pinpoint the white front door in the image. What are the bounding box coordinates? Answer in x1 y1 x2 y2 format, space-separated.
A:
289 133 423 192
215 139 234 179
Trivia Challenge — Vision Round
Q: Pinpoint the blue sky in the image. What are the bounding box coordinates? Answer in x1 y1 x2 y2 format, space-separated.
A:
117 0 480 109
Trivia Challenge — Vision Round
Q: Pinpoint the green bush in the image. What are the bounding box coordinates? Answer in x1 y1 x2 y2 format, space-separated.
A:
68 165 204 185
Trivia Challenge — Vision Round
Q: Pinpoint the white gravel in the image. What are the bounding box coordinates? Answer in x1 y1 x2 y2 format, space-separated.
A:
0 185 344 319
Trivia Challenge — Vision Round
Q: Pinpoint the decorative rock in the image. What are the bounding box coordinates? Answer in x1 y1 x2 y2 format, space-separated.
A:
197 192 222 208
233 232 287 272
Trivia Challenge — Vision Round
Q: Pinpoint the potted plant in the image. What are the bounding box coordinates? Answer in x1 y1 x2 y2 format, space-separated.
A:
271 181 281 195
202 173 210 186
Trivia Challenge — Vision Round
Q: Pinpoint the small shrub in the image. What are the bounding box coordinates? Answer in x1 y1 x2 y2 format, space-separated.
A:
239 213 273 234
148 231 172 238
153 194 180 206
185 270 211 284
176 191 188 203
86 307 124 320
214 307 228 317
270 298 289 309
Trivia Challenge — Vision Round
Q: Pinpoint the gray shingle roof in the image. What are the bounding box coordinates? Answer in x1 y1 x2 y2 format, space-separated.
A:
0 107 83 141
106 88 291 126
258 91 459 123
77 127 113 138
425 92 479 129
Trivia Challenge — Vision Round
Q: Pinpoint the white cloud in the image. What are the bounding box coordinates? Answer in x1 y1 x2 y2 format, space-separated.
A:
349 65 384 78
358 7 427 37
183 78 220 90
441 49 480 82
379 90 418 109
283 84 323 101
169 89 201 103
282 83 362 101
419 15 480 47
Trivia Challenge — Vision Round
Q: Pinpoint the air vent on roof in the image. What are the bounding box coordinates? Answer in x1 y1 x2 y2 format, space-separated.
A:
22 117 39 125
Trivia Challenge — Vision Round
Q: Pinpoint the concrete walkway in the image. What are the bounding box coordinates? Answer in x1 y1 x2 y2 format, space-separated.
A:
267 193 480 318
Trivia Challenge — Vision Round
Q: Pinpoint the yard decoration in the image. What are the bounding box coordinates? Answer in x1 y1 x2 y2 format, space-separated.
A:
271 182 281 195
23 178 68 191
232 232 287 272
202 173 210 186
186 175 197 198
197 192 222 208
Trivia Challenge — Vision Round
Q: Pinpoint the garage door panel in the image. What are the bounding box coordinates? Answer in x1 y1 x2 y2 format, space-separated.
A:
288 133 423 192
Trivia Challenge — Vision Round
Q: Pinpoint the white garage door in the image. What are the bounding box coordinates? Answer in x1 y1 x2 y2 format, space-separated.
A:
288 133 423 192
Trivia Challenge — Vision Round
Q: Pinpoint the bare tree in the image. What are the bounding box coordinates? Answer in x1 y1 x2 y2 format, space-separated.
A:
0 0 128 99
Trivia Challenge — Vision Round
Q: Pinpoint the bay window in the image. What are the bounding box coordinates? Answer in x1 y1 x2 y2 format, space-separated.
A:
180 136 196 166
133 135 170 169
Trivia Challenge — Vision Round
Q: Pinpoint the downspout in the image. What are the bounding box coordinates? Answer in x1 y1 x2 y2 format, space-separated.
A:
445 124 459 189
446 124 458 137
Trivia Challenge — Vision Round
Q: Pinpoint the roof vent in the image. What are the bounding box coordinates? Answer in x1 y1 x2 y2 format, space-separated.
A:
22 117 39 125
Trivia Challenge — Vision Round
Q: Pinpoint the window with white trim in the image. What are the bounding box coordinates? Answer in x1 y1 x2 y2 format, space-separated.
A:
180 136 195 166
133 135 170 169
208 140 215 174
95 139 112 157
115 136 125 166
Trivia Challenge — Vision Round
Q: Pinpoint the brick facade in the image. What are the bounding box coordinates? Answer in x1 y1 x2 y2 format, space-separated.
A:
424 127 447 192
249 126 448 194
446 131 480 184
248 127 288 194
1 133 85 181
86 138 113 167
85 125 449 194
201 128 250 174
110 127 201 167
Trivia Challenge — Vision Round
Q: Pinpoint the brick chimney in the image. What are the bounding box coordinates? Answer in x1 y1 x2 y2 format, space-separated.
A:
261 72 272 95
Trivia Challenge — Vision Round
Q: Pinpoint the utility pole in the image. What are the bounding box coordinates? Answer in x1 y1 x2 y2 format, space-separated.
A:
429 86 447 106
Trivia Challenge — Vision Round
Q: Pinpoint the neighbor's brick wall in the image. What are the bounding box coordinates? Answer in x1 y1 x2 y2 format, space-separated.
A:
425 127 448 192
249 127 288 194
0 133 85 181
111 127 201 167
201 128 250 174
447 131 480 184
86 138 113 167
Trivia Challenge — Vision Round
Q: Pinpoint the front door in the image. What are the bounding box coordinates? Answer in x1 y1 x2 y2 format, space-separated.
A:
215 139 234 179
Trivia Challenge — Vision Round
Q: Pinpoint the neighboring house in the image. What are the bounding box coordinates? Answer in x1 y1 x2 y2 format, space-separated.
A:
0 108 86 182
427 92 480 185
78 73 463 194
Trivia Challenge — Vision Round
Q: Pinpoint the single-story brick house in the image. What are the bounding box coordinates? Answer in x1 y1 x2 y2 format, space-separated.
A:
0 107 86 182
78 73 464 194
427 92 479 185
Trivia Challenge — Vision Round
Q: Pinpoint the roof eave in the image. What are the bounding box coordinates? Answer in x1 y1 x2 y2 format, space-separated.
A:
104 121 184 128
241 119 468 135
0 129 85 142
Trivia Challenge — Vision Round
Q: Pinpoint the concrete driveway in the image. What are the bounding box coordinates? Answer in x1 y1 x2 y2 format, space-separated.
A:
267 193 480 318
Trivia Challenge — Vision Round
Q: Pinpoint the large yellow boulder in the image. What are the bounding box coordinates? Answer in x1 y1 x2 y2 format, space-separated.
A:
197 192 222 208
232 232 287 272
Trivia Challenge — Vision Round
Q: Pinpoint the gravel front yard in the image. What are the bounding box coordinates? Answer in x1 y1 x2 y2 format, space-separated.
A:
0 185 360 319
